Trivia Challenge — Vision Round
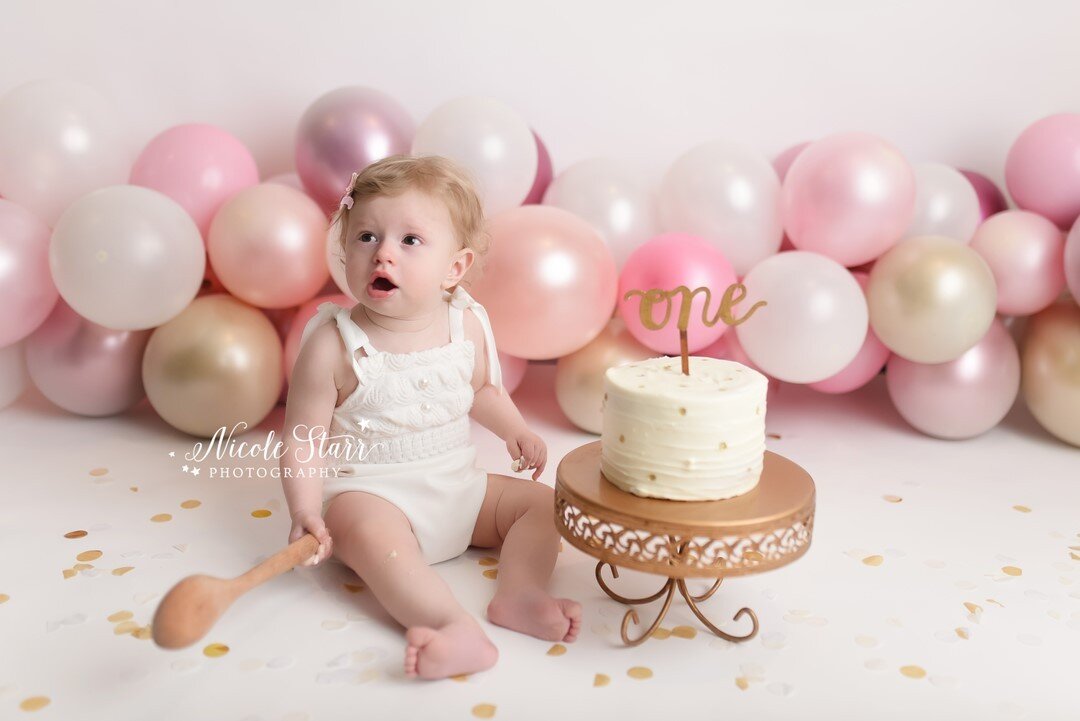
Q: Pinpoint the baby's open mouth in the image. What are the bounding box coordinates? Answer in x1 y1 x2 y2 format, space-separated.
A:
371 277 398 291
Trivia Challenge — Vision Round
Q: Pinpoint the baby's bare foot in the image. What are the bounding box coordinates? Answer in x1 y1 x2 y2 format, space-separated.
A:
404 616 499 680
487 587 582 643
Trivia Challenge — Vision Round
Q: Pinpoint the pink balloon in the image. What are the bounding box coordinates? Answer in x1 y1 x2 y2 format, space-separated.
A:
1005 114 1080 229
471 205 617 360
808 272 891 393
295 86 415 214
773 142 810 252
130 123 259 239
522 130 553 205
783 132 916 267
1067 219 1080 301
970 210 1066 316
25 298 150 416
0 199 58 346
499 351 529 394
617 233 738 355
284 294 353 383
957 169 1008 222
885 319 1020 439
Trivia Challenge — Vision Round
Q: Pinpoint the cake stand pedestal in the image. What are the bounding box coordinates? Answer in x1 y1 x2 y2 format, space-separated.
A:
554 440 815 647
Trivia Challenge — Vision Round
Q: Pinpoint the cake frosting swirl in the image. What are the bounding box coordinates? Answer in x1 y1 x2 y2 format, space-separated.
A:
600 355 768 501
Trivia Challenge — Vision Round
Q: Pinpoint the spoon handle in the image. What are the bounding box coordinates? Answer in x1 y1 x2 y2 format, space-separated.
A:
233 534 321 593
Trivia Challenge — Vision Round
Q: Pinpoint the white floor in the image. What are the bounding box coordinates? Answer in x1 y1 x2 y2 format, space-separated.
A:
1 362 1077 720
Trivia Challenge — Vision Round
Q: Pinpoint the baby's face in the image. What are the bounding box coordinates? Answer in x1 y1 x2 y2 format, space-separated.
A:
343 188 470 316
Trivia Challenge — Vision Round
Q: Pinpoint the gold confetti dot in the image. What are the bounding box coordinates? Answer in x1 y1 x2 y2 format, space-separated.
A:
766 432 782 440
112 567 134 576
180 499 201 509
450 674 469 682
1013 505 1031 513
114 620 139 635
89 468 108 476
955 628 970 640
251 509 272 518
652 627 671 640
593 673 610 687
547 644 566 656
471 704 496 718
678 407 686 415
619 434 625 443
735 676 749 690
62 569 76 579
64 530 88 539
900 665 927 679
203 642 230 657
0 593 9 604
648 473 657 481
478 557 498 566
719 442 728 450
343 583 364 593
627 666 653 680
130 486 138 492
883 495 903 503
671 625 697 639
72 563 93 571
1071 552 1080 561
482 569 498 580
862 555 884 566
108 610 134 622
132 625 152 640
987 598 1005 608
151 513 172 523
76 550 102 562
964 602 982 615
19 696 50 711
1002 566 1022 576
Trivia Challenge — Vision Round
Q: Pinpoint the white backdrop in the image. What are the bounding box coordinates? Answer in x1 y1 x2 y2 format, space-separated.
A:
5 0 1078 188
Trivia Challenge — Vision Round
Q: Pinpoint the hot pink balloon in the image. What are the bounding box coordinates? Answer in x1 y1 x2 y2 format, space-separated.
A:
970 210 1066 316
471 205 617 360
1005 114 1080 229
295 86 415 214
885 319 1020 439
1067 218 1080 301
617 233 738 354
284 294 353 383
808 272 891 394
499 351 528 394
773 142 810 252
783 132 916 267
522 130 553 205
130 123 259 239
958 169 1008 221
25 298 150 416
0 199 57 346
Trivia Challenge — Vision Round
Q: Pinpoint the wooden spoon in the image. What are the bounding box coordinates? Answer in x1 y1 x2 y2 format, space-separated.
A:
152 533 321 649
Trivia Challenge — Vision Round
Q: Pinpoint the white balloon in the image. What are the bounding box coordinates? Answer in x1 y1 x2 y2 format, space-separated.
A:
906 162 981 243
658 140 783 276
49 186 205 331
736 251 868 383
542 158 656 270
0 340 28 409
0 79 131 226
412 96 537 215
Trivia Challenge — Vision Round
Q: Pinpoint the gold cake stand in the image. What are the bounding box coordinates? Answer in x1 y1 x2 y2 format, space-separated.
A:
554 440 815 647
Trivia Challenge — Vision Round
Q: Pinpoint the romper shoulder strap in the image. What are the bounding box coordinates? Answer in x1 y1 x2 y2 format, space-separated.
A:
444 286 505 396
297 302 378 382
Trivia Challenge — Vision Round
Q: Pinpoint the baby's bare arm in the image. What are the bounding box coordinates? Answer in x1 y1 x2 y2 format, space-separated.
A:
281 323 341 518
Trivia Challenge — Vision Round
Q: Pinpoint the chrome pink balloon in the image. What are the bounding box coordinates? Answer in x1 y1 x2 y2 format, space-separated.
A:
0 199 58 346
782 132 916 267
499 351 528 394
1005 114 1080 229
471 205 617 360
25 299 150 416
773 143 810 252
283 294 353 383
1067 219 1080 301
295 86 415 214
970 210 1066 316
958 169 1008 221
808 272 891 394
618 233 737 355
130 123 259 239
522 130 553 205
885 319 1020 439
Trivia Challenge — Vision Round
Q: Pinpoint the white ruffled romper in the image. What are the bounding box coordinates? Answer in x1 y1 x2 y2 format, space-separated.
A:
297 286 505 565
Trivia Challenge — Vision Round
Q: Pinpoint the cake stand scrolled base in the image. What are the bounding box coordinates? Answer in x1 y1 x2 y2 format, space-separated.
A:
595 561 760 647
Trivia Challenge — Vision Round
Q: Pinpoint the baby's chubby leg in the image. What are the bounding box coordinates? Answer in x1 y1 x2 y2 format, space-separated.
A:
324 491 498 680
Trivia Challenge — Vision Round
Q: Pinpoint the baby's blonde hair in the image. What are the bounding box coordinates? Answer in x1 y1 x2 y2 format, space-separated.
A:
330 154 490 289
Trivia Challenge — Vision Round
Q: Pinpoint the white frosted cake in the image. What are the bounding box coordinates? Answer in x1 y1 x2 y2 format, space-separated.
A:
600 355 769 501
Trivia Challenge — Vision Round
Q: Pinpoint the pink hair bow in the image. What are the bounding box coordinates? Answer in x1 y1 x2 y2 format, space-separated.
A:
339 171 359 210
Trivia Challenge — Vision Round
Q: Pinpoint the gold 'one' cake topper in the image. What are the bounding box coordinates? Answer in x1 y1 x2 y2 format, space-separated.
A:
623 284 767 376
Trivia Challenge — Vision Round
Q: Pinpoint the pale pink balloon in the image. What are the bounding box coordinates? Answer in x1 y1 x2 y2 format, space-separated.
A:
283 294 353 383
773 142 810 252
264 172 306 192
617 233 737 355
265 304 300 405
783 132 916 267
25 298 150 416
207 184 330 309
1065 218 1080 301
471 205 617 360
808 272 891 394
130 123 259 239
1005 114 1080 229
958 168 1009 221
499 351 528 394
522 130 553 205
970 210 1066 315
885 318 1020 439
0 199 57 346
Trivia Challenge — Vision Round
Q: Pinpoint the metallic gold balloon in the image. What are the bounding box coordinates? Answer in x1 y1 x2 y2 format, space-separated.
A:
554 316 656 434
142 294 283 438
867 235 997 363
1021 299 1080 447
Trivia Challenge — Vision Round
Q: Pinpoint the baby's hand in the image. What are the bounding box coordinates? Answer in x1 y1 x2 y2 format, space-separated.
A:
507 429 547 481
289 510 333 566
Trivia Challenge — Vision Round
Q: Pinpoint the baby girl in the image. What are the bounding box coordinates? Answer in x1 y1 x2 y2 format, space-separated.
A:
280 155 581 680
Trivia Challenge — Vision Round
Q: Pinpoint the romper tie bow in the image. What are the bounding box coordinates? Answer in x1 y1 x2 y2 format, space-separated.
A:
445 286 506 396
297 302 367 359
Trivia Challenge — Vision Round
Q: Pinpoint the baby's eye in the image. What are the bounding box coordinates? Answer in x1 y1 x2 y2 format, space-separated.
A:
357 232 377 243
402 235 422 246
